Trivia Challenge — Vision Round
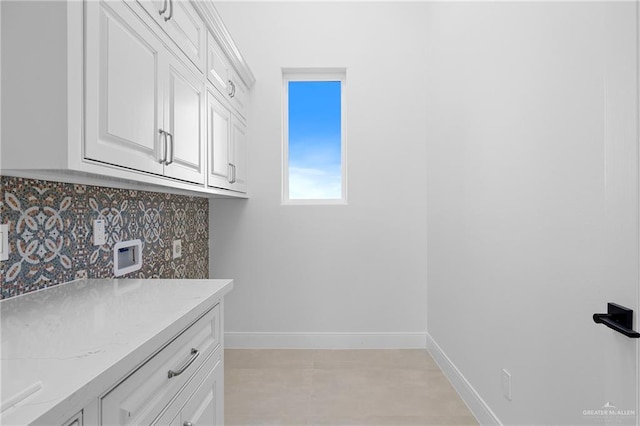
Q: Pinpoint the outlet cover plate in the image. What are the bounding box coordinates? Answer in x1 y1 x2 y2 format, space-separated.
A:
173 239 182 259
93 219 106 246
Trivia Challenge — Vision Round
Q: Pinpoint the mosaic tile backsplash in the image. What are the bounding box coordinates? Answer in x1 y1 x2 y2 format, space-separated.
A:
0 176 209 299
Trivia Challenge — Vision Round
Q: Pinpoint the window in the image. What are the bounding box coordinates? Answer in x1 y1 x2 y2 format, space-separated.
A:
283 69 346 204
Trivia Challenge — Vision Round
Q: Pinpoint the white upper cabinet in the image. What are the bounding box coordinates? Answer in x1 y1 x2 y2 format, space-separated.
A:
207 91 233 191
85 0 205 185
207 32 231 96
85 0 165 176
207 32 247 119
136 0 206 72
230 116 247 193
206 89 247 193
0 0 254 197
230 70 247 117
164 56 206 184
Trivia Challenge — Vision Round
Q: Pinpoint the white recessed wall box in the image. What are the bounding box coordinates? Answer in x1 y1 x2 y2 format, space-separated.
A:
113 239 143 276
0 224 9 261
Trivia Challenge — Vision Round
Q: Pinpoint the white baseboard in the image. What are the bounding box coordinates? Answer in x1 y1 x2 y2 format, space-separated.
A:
427 334 502 426
225 332 428 349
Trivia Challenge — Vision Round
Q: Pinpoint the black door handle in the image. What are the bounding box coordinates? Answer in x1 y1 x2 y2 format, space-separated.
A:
593 303 640 338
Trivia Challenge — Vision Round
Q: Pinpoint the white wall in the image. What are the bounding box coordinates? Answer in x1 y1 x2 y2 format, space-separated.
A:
425 2 638 425
212 1 639 423
210 2 429 348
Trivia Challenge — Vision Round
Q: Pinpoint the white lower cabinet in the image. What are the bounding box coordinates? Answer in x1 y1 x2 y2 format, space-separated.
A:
0 279 233 426
100 303 222 426
155 351 224 426
180 357 223 426
62 411 83 426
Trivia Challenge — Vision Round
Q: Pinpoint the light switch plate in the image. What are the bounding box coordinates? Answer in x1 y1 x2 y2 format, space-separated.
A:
0 224 9 261
93 219 106 245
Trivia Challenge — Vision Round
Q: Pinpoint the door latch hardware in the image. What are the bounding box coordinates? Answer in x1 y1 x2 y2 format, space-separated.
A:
593 303 640 338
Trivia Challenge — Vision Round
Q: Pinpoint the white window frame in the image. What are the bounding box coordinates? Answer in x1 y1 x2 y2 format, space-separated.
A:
282 68 347 205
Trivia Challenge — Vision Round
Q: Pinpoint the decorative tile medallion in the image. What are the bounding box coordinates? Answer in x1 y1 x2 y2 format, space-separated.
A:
0 176 210 299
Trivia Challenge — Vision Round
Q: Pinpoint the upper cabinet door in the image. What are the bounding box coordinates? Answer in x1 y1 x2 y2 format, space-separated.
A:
85 0 164 176
165 1 205 70
207 92 232 190
229 71 247 119
163 55 206 184
137 0 205 72
230 117 247 193
207 33 231 96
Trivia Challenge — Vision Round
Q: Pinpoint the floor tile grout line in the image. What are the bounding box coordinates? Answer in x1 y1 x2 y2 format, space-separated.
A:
308 349 320 425
307 358 314 426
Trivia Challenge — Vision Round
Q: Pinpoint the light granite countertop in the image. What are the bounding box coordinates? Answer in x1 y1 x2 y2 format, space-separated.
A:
0 278 233 426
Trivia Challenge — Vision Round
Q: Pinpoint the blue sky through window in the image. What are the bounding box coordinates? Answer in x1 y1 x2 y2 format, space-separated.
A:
288 81 342 199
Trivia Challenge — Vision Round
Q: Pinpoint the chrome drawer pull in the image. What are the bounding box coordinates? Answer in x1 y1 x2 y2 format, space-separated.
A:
183 422 195 426
158 0 168 15
164 0 174 21
168 348 200 379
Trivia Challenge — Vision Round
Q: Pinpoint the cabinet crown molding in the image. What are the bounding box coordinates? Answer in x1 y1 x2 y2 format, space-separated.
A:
193 1 256 88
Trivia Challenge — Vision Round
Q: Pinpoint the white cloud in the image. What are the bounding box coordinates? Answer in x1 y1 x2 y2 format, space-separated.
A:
289 167 342 200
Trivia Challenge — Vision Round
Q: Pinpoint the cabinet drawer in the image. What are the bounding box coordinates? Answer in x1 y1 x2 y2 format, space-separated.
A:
179 351 223 426
101 303 220 425
153 348 223 426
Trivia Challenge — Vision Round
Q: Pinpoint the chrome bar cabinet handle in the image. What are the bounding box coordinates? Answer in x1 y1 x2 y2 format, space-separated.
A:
158 129 168 164
165 132 174 165
168 348 200 379
228 80 234 97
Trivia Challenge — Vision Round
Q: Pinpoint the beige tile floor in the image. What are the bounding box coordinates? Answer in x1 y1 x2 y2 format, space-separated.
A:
224 349 479 426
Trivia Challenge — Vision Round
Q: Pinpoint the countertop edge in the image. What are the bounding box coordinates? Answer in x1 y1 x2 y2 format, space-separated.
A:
1 279 234 426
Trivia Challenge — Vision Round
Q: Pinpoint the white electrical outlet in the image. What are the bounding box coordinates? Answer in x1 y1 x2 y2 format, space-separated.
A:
0 224 9 261
173 239 182 259
93 219 106 246
502 369 512 401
